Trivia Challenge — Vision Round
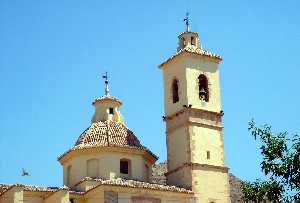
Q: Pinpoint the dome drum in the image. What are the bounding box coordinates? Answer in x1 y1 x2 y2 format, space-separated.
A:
58 120 157 187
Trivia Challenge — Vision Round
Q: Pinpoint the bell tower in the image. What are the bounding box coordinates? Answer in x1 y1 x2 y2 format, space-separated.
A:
159 15 230 203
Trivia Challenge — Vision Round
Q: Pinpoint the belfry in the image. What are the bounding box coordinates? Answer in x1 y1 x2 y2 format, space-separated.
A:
0 14 234 203
159 15 231 203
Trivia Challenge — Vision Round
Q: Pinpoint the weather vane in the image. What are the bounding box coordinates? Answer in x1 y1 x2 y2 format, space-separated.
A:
102 72 110 96
183 12 190 32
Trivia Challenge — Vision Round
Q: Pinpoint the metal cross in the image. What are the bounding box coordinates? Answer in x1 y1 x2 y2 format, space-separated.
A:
102 72 110 96
183 12 190 32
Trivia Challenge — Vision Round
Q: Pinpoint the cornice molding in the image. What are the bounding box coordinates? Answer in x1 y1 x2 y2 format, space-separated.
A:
165 108 223 133
165 163 229 176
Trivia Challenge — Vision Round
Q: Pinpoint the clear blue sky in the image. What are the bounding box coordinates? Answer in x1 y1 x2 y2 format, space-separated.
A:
0 0 299 187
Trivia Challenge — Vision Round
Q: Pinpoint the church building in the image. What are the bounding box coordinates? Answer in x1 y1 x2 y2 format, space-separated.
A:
0 17 232 203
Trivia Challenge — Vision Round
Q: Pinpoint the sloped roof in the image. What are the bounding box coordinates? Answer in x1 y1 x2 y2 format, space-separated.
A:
58 120 158 161
83 177 193 194
159 46 222 68
75 120 143 148
0 183 65 196
92 95 122 105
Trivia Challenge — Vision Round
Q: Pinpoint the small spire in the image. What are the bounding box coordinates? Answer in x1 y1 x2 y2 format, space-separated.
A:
102 72 110 96
183 12 190 32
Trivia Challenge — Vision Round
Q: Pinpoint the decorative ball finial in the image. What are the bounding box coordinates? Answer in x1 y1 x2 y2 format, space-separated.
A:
102 72 110 96
183 12 190 32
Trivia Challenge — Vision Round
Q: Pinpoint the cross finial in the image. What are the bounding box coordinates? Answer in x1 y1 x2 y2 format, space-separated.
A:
102 72 110 96
183 12 190 32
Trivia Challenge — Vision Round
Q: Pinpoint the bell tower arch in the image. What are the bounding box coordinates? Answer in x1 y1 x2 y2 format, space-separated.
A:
159 17 231 203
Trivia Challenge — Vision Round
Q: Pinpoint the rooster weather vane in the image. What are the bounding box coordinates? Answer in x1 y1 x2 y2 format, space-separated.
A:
183 12 190 32
102 72 110 96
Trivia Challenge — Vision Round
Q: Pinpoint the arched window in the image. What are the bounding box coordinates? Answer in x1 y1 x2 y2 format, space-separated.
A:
87 159 99 178
191 36 195 45
207 151 211 159
198 74 209 102
172 79 179 103
120 158 131 176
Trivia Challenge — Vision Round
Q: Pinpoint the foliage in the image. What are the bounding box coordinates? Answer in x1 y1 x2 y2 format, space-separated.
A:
246 120 300 202
241 179 283 202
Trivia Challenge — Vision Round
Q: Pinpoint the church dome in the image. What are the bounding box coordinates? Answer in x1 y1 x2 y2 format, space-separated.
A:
74 120 145 150
58 75 158 187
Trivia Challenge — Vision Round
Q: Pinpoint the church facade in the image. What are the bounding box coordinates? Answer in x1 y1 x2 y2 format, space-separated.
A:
0 24 231 203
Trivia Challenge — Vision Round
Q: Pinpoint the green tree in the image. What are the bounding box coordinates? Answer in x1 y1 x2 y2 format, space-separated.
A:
241 179 283 202
246 120 300 202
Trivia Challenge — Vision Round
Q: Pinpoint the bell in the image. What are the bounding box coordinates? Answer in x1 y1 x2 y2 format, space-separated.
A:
199 88 207 96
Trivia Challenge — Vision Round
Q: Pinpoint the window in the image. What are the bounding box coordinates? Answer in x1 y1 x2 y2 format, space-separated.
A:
172 79 179 103
207 151 211 159
87 159 99 178
198 74 209 102
191 36 195 45
120 159 131 175
109 107 114 114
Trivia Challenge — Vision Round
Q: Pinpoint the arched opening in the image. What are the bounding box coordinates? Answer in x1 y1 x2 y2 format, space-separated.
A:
120 158 131 176
207 151 211 159
191 36 195 45
87 158 99 178
172 79 179 103
198 74 209 102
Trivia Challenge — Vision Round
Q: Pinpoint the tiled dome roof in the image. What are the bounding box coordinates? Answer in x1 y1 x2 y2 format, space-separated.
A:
75 120 145 149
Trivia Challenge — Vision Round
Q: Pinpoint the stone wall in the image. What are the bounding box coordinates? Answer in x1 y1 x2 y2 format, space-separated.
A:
104 191 118 203
151 162 243 203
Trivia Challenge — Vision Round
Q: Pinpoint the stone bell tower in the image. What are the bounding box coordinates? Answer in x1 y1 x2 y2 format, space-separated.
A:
159 15 231 203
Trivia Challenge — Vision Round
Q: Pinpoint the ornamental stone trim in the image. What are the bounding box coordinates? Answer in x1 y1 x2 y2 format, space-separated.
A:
165 108 223 133
165 163 229 177
159 47 222 68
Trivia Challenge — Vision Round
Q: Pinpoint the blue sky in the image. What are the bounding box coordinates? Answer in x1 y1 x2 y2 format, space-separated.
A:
0 0 299 187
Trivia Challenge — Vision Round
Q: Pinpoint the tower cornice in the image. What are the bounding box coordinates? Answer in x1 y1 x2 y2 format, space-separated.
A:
164 108 223 134
164 107 223 121
159 48 222 69
165 163 229 177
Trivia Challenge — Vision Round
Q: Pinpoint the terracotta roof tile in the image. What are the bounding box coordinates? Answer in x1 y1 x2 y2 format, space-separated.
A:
159 46 222 68
0 183 65 196
83 177 193 194
0 184 11 196
92 95 122 105
58 121 158 160
75 121 144 148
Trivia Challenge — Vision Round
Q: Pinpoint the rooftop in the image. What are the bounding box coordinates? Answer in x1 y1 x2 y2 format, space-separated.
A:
0 183 65 196
58 120 158 161
92 95 122 105
159 45 222 68
81 177 193 194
